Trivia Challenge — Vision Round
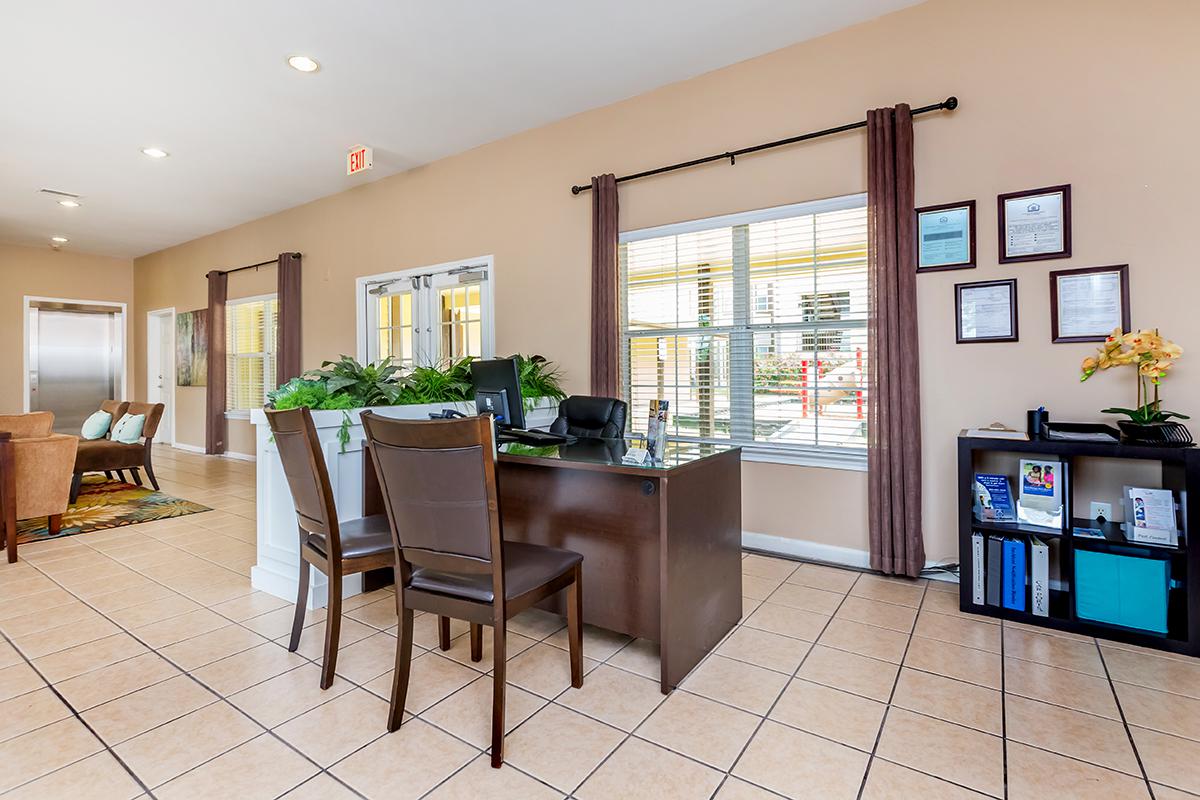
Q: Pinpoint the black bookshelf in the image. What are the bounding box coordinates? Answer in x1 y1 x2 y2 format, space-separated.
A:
958 436 1199 657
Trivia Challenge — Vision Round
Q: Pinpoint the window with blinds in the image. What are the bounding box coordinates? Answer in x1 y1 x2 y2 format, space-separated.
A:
620 195 868 466
226 295 278 411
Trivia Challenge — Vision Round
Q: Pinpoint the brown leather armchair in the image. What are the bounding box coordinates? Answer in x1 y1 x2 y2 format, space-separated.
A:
1 412 79 563
71 401 164 502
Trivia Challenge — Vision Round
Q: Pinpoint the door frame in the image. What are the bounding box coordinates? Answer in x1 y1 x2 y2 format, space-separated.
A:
355 254 495 365
146 306 177 446
22 295 129 414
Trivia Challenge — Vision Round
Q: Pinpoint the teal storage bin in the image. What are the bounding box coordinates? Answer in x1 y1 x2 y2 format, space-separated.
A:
1075 550 1169 634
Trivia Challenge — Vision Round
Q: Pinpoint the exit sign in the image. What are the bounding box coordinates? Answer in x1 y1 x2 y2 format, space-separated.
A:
347 145 373 176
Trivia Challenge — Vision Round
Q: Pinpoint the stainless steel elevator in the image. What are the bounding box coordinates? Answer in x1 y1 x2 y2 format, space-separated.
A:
27 301 124 433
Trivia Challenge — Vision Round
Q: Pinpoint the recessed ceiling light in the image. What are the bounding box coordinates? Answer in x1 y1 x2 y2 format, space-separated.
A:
58 199 80 208
141 147 169 159
51 236 69 243
287 55 320 73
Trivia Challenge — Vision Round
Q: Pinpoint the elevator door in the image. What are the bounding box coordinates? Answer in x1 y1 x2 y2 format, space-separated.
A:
28 304 123 433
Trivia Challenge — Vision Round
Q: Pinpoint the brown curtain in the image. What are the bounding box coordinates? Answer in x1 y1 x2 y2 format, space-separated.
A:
590 174 620 397
866 104 924 578
276 252 302 384
205 270 228 455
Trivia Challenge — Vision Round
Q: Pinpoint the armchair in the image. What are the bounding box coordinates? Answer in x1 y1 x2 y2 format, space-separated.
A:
0 413 79 563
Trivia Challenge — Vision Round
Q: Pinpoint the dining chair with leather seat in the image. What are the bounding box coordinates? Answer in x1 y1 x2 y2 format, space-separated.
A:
265 406 395 689
361 411 583 768
548 395 628 439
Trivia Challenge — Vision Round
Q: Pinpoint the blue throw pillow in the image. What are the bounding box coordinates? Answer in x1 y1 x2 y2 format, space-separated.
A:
81 411 112 440
112 413 145 444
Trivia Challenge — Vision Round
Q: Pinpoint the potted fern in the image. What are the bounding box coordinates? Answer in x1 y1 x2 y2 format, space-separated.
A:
1080 328 1191 445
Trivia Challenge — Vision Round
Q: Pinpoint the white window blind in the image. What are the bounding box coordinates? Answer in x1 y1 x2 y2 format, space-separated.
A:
620 195 868 467
226 296 277 411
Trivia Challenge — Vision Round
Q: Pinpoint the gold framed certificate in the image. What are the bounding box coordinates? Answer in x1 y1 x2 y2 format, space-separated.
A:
998 184 1071 263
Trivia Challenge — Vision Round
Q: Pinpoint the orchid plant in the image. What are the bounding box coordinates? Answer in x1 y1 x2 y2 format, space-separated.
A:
1080 328 1188 425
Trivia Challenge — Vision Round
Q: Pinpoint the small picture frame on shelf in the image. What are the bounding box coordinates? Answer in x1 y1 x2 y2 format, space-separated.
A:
956 278 1018 343
916 200 976 272
1049 264 1130 343
998 184 1072 263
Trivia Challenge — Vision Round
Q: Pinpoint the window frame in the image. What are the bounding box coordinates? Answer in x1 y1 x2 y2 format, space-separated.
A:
356 255 496 367
619 195 868 471
224 293 278 419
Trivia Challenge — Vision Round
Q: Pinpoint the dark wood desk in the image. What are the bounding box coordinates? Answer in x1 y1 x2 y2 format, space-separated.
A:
364 439 742 692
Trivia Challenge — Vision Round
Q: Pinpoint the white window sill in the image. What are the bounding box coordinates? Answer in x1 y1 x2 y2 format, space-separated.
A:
224 410 252 421
740 445 867 472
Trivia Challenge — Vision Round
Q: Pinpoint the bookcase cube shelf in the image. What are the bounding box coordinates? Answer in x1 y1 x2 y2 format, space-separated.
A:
958 437 1199 657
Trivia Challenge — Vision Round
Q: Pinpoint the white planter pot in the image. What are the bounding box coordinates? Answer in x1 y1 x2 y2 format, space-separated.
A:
250 398 558 608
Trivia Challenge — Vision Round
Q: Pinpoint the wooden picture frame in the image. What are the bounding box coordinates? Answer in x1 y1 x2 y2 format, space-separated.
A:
916 199 976 272
1049 264 1130 343
997 184 1072 263
956 279 1018 344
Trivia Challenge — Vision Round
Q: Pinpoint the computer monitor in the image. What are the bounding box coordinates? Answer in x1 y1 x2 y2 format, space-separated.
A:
470 357 526 430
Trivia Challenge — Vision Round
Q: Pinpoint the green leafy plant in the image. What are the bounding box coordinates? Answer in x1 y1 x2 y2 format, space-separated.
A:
396 358 474 405
267 378 359 451
510 353 567 411
303 356 404 407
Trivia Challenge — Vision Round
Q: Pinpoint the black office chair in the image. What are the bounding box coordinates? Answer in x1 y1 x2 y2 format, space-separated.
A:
549 396 627 439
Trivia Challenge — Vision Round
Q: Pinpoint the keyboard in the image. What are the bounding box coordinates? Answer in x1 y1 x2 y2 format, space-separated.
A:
500 428 576 446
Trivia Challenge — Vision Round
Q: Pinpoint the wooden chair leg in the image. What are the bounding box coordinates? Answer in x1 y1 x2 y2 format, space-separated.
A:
69 472 82 504
470 623 483 662
47 514 62 535
143 450 160 491
438 615 451 651
103 470 113 480
114 470 127 484
3 504 15 565
491 618 507 768
288 556 310 652
388 601 414 732
567 564 583 689
321 569 343 690
130 468 143 487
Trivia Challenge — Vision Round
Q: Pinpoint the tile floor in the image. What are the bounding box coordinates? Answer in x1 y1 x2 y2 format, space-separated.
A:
1 446 1199 799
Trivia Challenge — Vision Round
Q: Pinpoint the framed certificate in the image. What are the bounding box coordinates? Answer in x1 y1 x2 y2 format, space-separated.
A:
916 200 975 272
1050 264 1130 343
956 279 1018 343
998 184 1072 263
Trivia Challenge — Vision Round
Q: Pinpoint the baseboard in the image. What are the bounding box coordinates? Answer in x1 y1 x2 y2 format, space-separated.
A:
167 442 254 462
741 530 959 584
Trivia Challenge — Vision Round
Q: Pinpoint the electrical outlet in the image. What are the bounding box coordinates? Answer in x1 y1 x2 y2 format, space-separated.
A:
1090 501 1112 521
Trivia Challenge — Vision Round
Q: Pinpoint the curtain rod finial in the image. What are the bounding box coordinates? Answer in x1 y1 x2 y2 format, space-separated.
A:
571 185 584 195
944 96 959 110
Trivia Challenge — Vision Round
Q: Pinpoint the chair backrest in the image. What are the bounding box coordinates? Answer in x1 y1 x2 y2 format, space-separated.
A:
0 412 55 439
124 402 165 441
361 412 502 587
549 395 628 439
100 400 129 428
263 407 340 555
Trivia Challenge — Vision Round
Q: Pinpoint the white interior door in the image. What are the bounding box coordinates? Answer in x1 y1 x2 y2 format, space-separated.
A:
146 310 174 444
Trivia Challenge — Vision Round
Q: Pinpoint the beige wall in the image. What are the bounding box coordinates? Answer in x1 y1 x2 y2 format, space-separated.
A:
0 243 134 414
132 0 1200 563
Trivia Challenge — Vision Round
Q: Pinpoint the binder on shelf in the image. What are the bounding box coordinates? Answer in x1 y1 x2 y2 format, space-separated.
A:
1029 537 1050 617
1002 538 1026 611
971 532 985 605
986 536 1003 607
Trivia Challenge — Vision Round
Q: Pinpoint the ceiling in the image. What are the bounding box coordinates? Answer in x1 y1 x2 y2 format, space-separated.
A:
0 0 920 258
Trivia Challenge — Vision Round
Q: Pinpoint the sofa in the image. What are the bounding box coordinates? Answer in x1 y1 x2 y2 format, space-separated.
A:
71 401 164 502
0 411 79 563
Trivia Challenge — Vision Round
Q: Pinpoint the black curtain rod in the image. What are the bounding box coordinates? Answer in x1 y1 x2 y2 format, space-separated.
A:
221 253 300 276
570 96 958 195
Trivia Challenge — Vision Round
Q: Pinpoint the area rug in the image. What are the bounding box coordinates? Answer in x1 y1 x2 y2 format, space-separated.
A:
16 475 211 545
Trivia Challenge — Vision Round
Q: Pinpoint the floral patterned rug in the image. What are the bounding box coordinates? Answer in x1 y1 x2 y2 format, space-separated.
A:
16 475 211 545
